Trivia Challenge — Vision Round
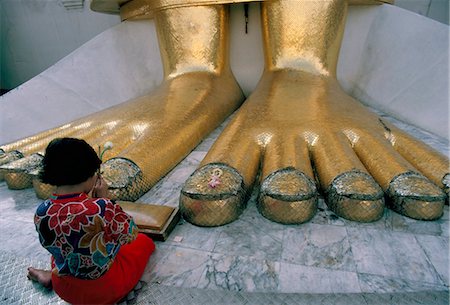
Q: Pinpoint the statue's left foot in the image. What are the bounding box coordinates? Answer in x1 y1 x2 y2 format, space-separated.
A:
0 5 245 201
0 70 243 201
181 71 447 225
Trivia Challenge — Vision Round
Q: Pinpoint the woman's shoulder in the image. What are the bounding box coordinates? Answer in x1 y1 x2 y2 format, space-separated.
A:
35 199 52 216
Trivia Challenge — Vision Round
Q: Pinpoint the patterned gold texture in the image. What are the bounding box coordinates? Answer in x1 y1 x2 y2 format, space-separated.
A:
101 158 144 201
258 168 317 224
181 163 246 226
2 0 447 229
0 154 43 190
386 130 450 189
0 150 23 181
1 5 244 201
180 0 447 226
27 167 56 199
32 180 56 199
327 171 384 222
387 172 445 220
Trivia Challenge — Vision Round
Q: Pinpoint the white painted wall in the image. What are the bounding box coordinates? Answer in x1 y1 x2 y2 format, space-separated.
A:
395 0 449 25
0 0 120 90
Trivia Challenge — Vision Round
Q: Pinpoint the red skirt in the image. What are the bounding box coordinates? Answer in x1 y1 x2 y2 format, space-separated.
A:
51 233 155 305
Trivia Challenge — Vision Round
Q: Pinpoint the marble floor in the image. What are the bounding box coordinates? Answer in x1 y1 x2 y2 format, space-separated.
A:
0 108 448 304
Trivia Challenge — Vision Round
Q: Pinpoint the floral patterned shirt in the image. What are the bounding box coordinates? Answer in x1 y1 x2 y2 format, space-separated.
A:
34 193 138 280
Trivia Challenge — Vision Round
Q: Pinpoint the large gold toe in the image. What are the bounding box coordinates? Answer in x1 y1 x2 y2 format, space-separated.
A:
32 177 56 199
0 150 24 181
180 163 246 226
102 158 144 201
326 171 385 222
258 168 317 224
387 172 445 220
0 154 43 190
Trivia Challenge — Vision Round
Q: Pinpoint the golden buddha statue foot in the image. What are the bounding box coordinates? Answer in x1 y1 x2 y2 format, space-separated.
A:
326 170 384 222
181 163 246 226
101 158 144 201
0 71 243 200
386 172 445 220
180 0 448 226
180 70 447 225
0 149 24 181
0 153 43 190
258 168 318 224
0 4 244 201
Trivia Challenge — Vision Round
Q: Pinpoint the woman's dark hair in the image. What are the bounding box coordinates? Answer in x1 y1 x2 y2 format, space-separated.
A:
40 138 101 186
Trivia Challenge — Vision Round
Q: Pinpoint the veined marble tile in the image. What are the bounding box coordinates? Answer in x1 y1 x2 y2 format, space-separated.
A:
348 227 443 285
0 219 50 262
310 198 347 226
0 187 39 223
196 137 219 153
358 272 448 293
164 220 221 252
197 253 280 292
143 244 211 288
0 183 40 206
178 150 208 166
279 262 361 293
281 223 356 272
441 212 449 238
297 294 368 305
363 291 449 305
311 198 392 230
163 165 198 185
138 181 182 207
415 234 449 286
391 206 448 236
0 195 35 223
143 243 171 274
213 203 285 261
0 182 10 201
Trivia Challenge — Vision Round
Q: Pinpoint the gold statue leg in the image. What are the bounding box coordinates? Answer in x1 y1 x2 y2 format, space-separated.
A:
1 4 244 201
180 0 448 226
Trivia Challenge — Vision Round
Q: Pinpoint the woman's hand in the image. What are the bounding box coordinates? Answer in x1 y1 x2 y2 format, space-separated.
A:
92 174 110 198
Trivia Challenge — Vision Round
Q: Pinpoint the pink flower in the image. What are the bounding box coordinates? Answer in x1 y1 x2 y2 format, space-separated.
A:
208 176 221 188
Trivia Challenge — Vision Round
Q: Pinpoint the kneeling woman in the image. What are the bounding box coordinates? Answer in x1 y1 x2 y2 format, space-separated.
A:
27 137 155 304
